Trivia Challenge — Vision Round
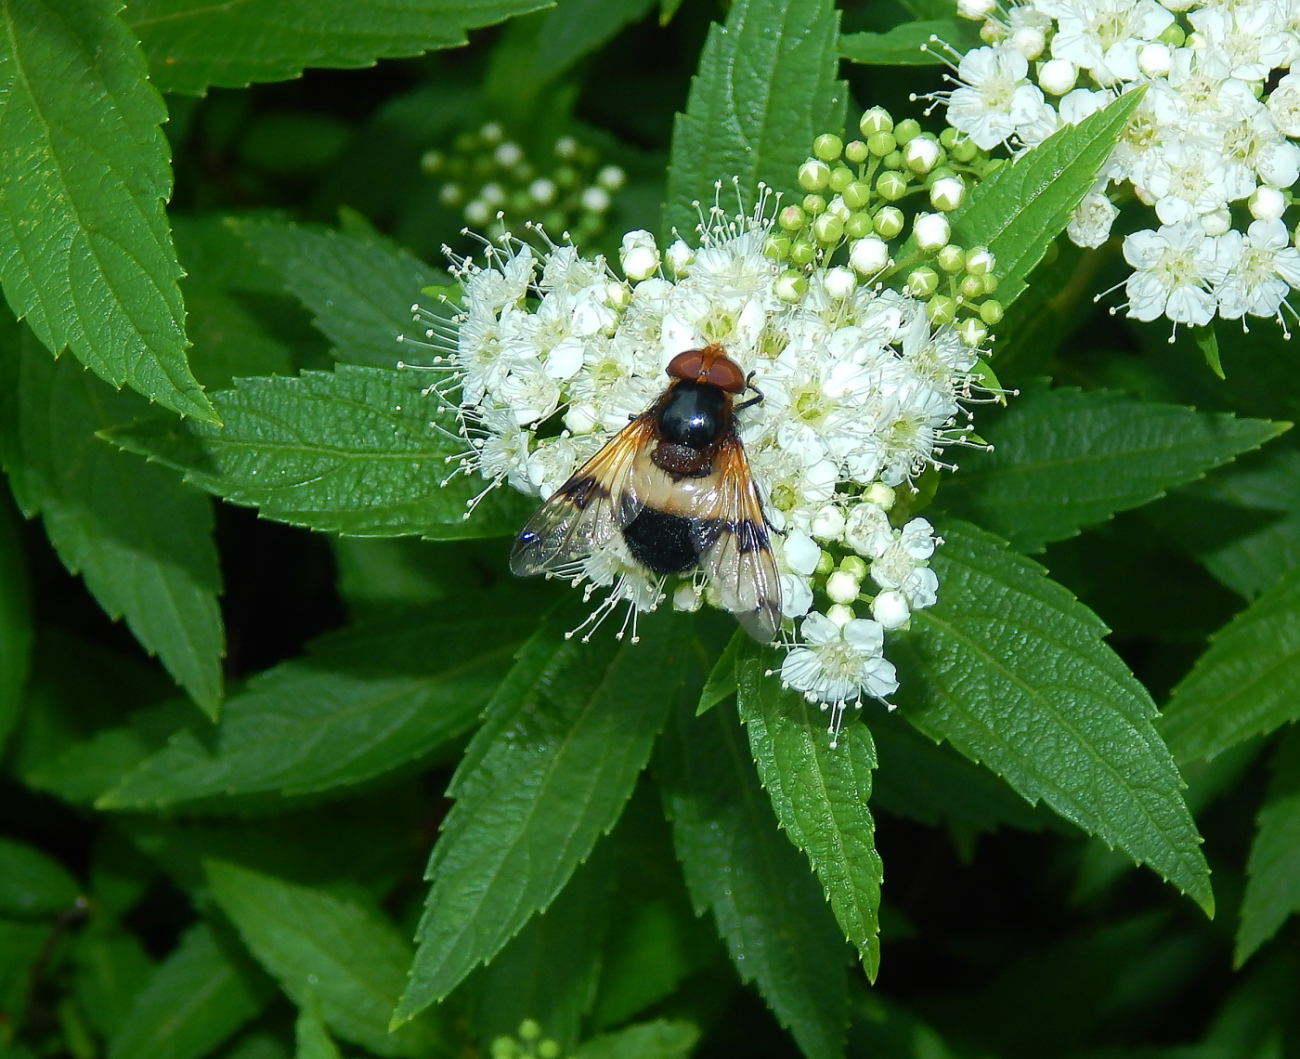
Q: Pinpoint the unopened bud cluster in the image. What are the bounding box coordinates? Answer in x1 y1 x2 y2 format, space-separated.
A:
765 110 1005 347
489 1019 565 1059
423 123 625 244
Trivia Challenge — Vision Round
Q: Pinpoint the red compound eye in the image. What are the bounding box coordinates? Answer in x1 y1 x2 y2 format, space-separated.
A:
666 344 747 393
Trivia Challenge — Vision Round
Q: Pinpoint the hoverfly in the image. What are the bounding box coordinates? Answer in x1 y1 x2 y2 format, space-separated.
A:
509 343 782 642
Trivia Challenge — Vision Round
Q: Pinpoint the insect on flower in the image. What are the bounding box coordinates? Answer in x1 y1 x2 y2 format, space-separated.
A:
509 343 783 642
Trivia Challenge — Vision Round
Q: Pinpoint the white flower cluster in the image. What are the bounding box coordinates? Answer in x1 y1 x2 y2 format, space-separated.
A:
410 202 986 742
939 0 1300 330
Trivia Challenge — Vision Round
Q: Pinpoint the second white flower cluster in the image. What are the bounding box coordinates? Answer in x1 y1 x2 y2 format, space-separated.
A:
941 0 1300 330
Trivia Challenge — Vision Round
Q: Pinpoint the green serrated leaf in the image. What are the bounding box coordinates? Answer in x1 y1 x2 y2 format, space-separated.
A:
573 1020 701 1059
105 363 535 539
470 837 615 1051
0 331 224 714
698 628 744 715
126 0 554 95
205 860 445 1059
229 218 443 368
949 89 1145 310
869 708 1052 835
662 0 845 240
940 384 1288 553
839 20 974 65
1161 567 1300 765
0 492 31 756
394 606 689 1023
107 922 273 1059
26 700 194 807
99 602 533 808
0 0 213 422
891 521 1213 914
174 217 303 390
658 700 849 1059
1237 729 1300 965
0 837 82 918
738 656 883 978
1157 448 1300 602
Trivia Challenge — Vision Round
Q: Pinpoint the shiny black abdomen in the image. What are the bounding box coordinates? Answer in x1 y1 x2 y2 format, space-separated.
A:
623 507 700 573
656 381 726 449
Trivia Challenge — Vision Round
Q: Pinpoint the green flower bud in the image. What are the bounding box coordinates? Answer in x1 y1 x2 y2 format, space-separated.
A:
846 211 874 239
1159 22 1185 47
802 193 827 215
858 106 894 136
883 150 905 171
894 118 921 144
813 212 844 245
799 158 831 191
906 266 939 298
982 272 1000 294
956 317 988 346
813 133 844 161
875 170 908 201
845 139 870 163
951 136 979 163
926 294 956 326
842 180 872 210
867 131 897 157
829 165 855 193
775 268 809 302
839 554 868 579
779 204 807 231
790 239 817 267
816 549 836 577
979 299 1004 325
873 205 904 238
959 274 985 301
966 246 995 274
936 244 965 272
763 233 792 261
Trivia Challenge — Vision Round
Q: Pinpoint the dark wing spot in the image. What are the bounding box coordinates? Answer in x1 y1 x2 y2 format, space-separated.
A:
731 519 769 554
560 476 609 512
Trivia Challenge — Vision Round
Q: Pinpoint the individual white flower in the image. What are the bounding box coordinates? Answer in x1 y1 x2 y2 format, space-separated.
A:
869 518 940 609
1142 141 1252 226
1122 222 1225 325
1213 218 1300 320
779 612 899 745
1187 4 1293 82
947 45 1051 149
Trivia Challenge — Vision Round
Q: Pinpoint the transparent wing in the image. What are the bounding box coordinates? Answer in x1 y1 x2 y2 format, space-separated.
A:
697 436 782 643
509 417 652 576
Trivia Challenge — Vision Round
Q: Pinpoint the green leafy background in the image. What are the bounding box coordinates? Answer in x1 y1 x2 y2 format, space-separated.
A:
1 0 1298 1057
